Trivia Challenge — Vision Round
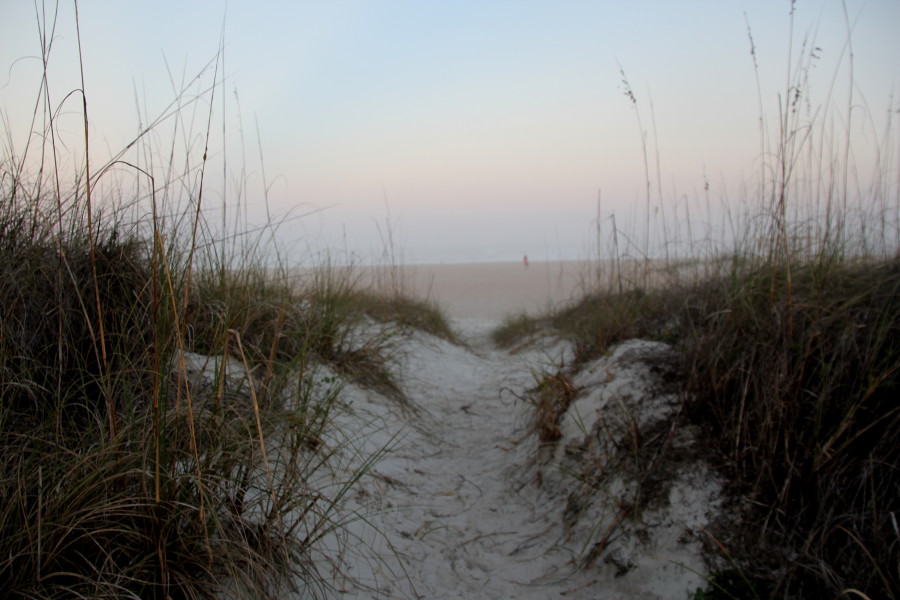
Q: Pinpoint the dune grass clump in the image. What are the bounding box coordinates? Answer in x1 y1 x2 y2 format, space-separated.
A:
493 285 677 361
351 289 458 344
0 9 431 596
547 286 676 362
491 313 543 350
0 200 154 434
186 260 458 401
492 257 701 358
0 196 450 597
496 12 900 596
188 265 399 400
0 180 372 598
680 256 900 597
0 51 456 600
498 252 900 597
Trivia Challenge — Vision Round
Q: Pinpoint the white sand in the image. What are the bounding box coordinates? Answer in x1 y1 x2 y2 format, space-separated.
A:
319 319 722 599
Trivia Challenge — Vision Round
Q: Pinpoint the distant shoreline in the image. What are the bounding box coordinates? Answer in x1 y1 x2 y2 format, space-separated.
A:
350 259 592 320
286 259 589 320
288 257 709 320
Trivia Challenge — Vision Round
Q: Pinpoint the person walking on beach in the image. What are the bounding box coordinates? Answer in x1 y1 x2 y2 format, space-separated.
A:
523 255 529 268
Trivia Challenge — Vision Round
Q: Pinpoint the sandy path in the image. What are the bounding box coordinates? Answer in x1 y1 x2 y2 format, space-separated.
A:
325 318 717 599
340 319 584 599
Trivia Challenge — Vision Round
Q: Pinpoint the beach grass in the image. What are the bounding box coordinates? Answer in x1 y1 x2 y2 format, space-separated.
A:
0 11 451 598
4 3 897 598
496 17 900 599
500 206 900 600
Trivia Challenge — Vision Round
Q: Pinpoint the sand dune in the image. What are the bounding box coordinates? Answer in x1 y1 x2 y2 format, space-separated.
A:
325 319 720 598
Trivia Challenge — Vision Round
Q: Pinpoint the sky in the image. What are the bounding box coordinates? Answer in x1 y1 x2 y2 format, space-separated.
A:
2 1 899 264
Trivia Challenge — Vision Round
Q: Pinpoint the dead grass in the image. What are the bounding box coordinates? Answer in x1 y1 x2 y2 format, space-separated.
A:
532 369 579 444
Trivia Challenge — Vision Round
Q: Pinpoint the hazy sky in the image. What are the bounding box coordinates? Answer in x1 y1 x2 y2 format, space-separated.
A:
2 1 899 264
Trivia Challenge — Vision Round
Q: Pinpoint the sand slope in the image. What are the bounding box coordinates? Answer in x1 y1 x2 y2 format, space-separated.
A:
318 319 721 599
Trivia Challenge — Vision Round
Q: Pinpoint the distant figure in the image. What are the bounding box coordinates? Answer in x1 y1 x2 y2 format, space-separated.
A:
523 255 529 268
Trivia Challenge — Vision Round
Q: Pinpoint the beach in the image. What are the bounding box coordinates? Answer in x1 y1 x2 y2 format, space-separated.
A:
356 259 592 320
